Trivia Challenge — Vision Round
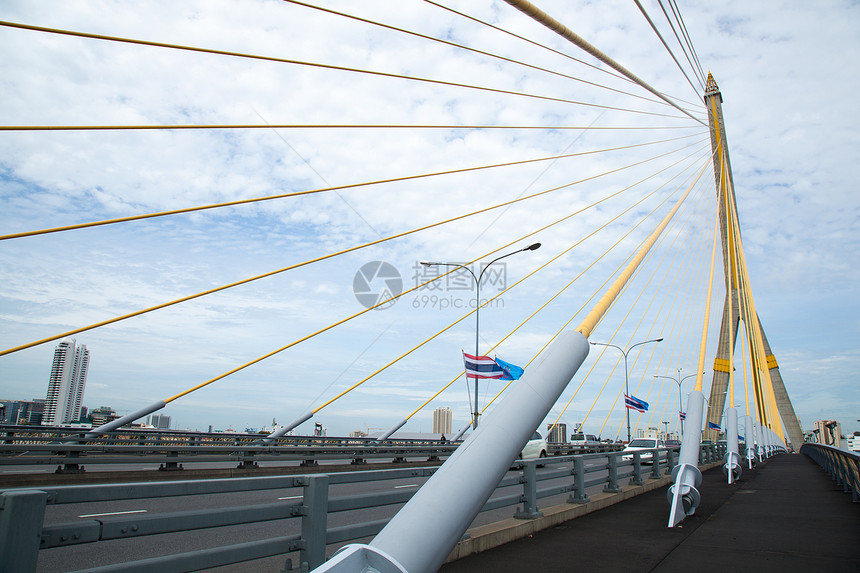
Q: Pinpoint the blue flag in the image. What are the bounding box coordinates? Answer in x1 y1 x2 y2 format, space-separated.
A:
708 421 721 430
494 357 523 380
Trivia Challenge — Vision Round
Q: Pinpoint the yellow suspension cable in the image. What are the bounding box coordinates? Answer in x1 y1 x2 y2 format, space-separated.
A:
0 123 706 132
576 161 707 338
618 194 713 437
576 176 709 433
1 141 706 358
283 0 681 107
0 20 687 121
0 134 703 242
315 153 708 419
694 214 721 393
555 175 708 432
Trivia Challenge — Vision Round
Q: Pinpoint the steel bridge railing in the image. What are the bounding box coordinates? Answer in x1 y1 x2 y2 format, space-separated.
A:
0 445 723 572
0 425 622 473
800 442 860 502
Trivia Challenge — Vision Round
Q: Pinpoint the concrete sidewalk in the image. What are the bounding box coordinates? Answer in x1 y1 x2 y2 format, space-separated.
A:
440 454 859 572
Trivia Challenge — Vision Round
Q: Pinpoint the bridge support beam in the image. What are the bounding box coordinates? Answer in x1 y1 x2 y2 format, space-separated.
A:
702 73 803 450
313 330 590 573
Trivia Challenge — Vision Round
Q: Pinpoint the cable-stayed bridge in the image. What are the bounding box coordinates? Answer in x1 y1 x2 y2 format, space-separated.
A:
1 1 857 572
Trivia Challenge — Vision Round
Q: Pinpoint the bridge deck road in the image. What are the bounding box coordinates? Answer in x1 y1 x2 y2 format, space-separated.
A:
440 453 859 572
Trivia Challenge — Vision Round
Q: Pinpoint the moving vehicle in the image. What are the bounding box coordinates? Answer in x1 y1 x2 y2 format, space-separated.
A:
570 433 601 449
621 438 664 463
519 431 548 460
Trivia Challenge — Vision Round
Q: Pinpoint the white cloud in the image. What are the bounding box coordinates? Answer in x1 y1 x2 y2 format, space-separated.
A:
1 1 857 438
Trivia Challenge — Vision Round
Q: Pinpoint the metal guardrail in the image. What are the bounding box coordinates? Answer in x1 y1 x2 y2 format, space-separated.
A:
0 425 460 472
0 445 723 572
800 443 860 502
0 425 621 473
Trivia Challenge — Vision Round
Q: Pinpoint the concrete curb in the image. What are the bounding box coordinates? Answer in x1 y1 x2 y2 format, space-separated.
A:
445 461 722 563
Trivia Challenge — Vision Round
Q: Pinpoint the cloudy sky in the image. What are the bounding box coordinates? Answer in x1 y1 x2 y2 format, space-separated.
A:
1 1 858 441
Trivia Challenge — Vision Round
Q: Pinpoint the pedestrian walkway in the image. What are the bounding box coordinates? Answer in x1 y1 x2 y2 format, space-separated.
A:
440 453 859 572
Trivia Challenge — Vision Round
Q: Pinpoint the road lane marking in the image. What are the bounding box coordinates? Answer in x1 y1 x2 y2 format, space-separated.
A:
78 509 147 518
277 495 302 500
393 484 418 489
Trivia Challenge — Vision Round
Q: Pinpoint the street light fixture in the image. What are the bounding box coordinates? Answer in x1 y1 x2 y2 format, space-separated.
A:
590 337 663 443
421 242 541 429
653 370 702 436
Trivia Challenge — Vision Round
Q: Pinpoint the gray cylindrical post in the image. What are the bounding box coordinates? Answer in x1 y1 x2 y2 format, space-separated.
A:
755 421 764 461
743 414 756 468
376 418 408 442
85 400 167 438
267 411 313 440
723 407 742 483
667 390 704 527
451 423 470 442
353 330 590 573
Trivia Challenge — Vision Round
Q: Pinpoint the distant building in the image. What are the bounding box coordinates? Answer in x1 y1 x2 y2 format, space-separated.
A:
547 423 567 443
847 432 860 452
90 406 118 426
635 427 660 439
42 339 90 426
350 430 369 438
314 422 327 437
147 414 171 429
433 407 453 434
813 420 842 448
0 398 45 425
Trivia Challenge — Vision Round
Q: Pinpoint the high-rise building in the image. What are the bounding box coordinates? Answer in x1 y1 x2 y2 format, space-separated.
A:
148 414 171 429
433 407 452 434
42 339 90 426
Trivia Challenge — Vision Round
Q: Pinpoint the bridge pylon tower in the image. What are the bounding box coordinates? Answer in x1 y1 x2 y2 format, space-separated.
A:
703 73 803 450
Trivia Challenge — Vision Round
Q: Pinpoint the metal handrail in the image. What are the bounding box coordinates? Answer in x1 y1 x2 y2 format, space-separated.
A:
800 442 860 502
0 445 721 572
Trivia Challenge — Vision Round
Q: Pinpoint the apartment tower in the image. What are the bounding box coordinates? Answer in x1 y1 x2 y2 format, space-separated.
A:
42 339 90 426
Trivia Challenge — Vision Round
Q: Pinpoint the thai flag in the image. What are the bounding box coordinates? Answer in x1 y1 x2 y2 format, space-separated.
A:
679 411 686 421
463 352 504 379
624 394 648 413
708 421 721 430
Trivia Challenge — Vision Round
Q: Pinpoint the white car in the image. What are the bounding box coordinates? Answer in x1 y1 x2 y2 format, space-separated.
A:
621 438 664 463
519 430 548 460
570 433 601 449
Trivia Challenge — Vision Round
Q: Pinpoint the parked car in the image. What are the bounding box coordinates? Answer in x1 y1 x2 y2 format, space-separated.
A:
519 430 548 460
621 438 664 463
570 433 601 449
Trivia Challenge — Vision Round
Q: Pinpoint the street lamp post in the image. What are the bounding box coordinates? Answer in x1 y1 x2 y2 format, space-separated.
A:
421 242 540 429
590 338 663 443
653 370 702 436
